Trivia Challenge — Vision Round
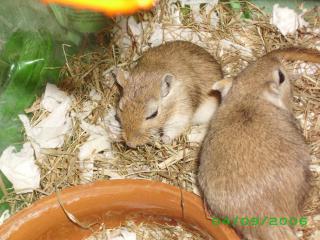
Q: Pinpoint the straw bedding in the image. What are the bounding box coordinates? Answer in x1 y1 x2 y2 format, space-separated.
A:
85 220 207 240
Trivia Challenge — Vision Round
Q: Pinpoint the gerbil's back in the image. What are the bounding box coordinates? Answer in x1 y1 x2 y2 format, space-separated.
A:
205 99 308 173
133 41 223 109
136 41 222 82
200 98 310 215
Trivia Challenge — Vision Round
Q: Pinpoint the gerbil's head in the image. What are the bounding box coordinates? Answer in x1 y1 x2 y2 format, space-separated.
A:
220 57 293 111
114 68 175 148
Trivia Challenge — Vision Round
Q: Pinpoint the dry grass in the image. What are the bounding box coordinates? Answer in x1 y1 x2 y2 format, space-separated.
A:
86 220 207 240
2 0 320 239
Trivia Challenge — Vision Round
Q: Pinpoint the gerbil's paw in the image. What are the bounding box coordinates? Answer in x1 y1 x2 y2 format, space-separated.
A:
161 135 173 144
212 78 233 98
162 114 190 144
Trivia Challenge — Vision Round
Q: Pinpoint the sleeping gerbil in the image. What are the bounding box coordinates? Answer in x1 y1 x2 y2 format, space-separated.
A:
198 48 320 240
114 41 223 148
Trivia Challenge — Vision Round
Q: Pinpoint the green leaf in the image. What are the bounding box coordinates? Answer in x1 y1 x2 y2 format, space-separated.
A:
229 0 242 10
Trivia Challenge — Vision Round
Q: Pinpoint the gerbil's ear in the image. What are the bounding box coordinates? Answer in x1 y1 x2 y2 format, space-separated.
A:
278 70 285 84
161 73 174 97
211 78 233 98
113 68 129 88
273 69 286 85
263 69 291 110
269 69 286 95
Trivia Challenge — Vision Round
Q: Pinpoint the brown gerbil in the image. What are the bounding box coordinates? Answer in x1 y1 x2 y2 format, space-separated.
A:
114 41 222 148
198 48 320 240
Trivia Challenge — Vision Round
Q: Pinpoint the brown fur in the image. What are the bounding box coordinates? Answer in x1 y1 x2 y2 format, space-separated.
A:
116 41 222 147
198 48 319 240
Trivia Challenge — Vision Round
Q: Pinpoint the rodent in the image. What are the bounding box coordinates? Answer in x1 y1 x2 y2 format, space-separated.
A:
198 48 320 240
114 41 223 148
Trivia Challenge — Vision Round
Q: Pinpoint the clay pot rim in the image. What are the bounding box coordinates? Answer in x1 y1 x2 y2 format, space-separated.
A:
0 179 240 240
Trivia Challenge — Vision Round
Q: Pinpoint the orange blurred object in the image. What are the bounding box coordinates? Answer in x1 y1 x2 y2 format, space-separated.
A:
42 0 155 16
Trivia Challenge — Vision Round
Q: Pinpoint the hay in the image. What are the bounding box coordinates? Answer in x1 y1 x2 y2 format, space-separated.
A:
86 220 207 240
3 0 320 239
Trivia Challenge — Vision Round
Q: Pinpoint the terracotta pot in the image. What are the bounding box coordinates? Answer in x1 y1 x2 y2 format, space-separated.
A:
0 179 240 240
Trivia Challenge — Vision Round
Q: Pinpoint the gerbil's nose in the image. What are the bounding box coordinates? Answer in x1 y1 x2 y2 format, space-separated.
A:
124 132 140 149
126 141 137 149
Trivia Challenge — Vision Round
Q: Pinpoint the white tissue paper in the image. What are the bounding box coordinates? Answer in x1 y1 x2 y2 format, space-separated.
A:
271 4 308 36
41 83 70 112
116 0 218 57
0 142 40 193
78 121 113 183
19 100 72 150
89 89 102 102
116 16 143 58
74 89 102 121
102 67 117 88
103 108 122 141
78 122 112 161
19 84 72 154
170 2 182 25
75 101 96 120
296 112 314 130
149 23 211 48
180 0 219 26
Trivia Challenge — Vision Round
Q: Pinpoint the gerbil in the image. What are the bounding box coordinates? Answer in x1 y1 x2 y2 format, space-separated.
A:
114 41 222 148
198 48 320 240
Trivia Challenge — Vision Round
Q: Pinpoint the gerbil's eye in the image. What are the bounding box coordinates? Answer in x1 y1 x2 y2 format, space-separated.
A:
278 70 285 84
146 110 158 120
